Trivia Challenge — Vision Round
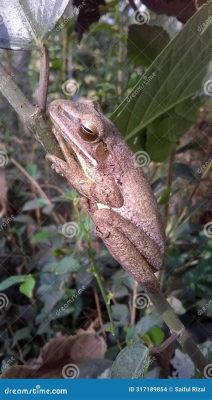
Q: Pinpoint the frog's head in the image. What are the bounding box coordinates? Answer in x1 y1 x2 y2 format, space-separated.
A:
48 99 118 168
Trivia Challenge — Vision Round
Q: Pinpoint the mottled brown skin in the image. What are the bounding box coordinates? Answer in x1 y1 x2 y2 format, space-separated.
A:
47 100 165 292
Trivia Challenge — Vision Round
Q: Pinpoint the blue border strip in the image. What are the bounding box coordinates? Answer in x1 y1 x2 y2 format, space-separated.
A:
0 379 211 400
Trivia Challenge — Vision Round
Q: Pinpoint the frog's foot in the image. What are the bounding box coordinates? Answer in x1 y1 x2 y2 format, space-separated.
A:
46 154 68 177
80 197 97 215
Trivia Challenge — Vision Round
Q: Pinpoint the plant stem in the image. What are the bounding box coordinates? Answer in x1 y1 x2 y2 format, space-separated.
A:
0 62 37 119
74 203 116 336
163 149 176 228
0 61 62 157
147 290 207 375
88 251 116 336
37 44 49 112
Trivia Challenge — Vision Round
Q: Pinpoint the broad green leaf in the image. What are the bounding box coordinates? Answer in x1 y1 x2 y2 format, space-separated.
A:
19 276 35 298
31 229 52 244
112 3 212 142
0 0 70 49
146 99 199 160
12 327 31 347
147 326 165 346
127 24 170 66
46 256 81 275
26 163 39 178
111 304 129 326
146 115 177 161
0 275 28 291
110 343 149 378
158 187 171 205
22 198 50 211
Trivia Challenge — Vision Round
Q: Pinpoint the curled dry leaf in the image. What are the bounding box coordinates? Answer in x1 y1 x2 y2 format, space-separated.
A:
1 329 107 378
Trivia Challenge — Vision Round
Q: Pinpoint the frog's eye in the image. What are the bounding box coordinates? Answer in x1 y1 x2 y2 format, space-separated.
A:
79 122 99 142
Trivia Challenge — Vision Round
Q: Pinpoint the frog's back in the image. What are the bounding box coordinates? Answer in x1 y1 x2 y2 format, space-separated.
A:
112 139 165 254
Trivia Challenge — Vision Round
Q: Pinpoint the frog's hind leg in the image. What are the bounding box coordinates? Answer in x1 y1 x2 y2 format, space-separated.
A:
92 208 163 271
91 208 160 293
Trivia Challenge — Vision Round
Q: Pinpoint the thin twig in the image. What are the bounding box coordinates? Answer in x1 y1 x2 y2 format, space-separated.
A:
0 62 37 120
10 157 61 225
130 281 138 325
148 290 207 375
93 287 106 338
37 44 49 112
0 62 62 157
163 149 176 228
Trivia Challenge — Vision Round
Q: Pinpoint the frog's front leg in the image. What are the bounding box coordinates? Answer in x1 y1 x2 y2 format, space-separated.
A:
90 208 160 293
46 153 123 208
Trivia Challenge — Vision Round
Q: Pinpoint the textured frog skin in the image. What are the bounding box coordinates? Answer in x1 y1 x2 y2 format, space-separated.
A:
47 100 165 292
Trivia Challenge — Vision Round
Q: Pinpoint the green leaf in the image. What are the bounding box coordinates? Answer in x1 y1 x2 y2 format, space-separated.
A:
12 327 31 347
112 3 212 140
31 229 53 244
19 276 35 298
26 163 38 178
127 24 170 66
146 115 177 161
158 187 171 204
110 343 149 378
46 256 81 275
22 198 50 211
0 275 28 291
147 326 165 346
111 304 129 326
145 99 199 161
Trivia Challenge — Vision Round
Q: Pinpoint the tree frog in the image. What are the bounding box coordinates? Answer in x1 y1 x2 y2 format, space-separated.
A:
47 100 165 292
